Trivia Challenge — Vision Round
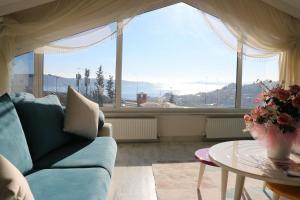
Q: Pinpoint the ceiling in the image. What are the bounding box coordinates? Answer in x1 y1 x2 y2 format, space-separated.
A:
0 0 56 16
262 0 300 20
1 0 300 20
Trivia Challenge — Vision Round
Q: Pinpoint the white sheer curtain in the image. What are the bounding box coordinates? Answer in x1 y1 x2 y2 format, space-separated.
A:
202 13 279 58
184 0 300 87
0 0 179 94
0 35 15 95
37 18 132 54
39 23 118 54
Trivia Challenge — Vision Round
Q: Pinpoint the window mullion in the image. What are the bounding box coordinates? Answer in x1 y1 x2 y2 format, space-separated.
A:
115 21 123 109
235 42 243 108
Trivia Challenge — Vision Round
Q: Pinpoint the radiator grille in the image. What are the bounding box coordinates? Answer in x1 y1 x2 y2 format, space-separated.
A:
106 118 157 140
205 118 248 139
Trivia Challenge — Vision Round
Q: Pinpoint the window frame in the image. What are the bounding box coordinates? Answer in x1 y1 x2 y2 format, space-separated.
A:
33 13 277 113
111 19 246 112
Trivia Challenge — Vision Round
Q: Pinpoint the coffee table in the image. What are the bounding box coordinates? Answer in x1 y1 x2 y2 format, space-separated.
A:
209 140 300 200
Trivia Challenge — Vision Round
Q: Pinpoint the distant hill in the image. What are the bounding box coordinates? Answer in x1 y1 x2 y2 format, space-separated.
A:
172 83 263 108
43 74 267 107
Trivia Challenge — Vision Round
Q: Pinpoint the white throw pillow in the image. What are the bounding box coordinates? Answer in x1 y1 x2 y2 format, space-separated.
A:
64 86 100 139
0 155 34 200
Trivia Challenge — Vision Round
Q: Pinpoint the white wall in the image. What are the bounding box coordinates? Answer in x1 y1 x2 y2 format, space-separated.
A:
157 115 206 137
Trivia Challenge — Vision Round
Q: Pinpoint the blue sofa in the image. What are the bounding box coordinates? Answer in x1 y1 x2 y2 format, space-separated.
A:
0 93 117 200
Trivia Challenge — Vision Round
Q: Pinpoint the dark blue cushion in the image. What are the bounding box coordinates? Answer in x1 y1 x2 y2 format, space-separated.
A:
0 94 33 174
13 95 75 161
35 137 117 176
26 168 110 200
98 110 105 129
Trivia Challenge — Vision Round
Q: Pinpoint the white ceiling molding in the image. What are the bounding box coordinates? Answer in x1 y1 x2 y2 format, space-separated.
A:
261 0 300 20
0 0 56 16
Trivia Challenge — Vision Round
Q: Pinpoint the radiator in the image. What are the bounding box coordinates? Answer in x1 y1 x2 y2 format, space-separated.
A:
105 118 157 140
205 118 248 139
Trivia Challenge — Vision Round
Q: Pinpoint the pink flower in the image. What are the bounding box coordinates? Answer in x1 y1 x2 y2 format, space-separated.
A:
262 91 269 98
244 114 253 123
277 113 293 125
250 107 267 121
266 102 276 110
254 98 261 103
253 107 266 116
292 95 300 107
256 92 268 102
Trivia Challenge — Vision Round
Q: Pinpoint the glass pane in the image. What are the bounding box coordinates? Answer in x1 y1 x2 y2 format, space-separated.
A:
122 3 237 108
43 25 116 106
11 52 34 94
241 55 279 108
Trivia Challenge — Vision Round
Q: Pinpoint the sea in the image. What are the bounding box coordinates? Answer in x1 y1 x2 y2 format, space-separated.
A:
44 80 228 100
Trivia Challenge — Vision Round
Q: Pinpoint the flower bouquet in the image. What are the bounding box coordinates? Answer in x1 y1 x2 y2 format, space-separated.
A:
244 81 300 160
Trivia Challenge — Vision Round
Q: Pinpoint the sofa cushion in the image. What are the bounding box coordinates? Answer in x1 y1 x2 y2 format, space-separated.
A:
0 94 33 174
98 110 105 129
62 107 105 131
10 92 35 103
26 168 110 200
13 95 75 161
35 137 117 176
0 155 34 200
64 86 100 139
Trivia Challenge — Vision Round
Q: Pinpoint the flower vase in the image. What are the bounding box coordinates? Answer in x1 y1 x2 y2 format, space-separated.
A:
244 82 300 160
266 139 292 160
249 124 294 160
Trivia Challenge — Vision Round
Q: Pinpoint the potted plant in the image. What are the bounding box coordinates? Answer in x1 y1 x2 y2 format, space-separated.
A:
244 81 300 160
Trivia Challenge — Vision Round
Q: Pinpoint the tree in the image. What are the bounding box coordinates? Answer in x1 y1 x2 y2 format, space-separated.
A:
84 68 90 96
95 66 105 106
106 75 114 103
168 92 175 104
76 72 82 92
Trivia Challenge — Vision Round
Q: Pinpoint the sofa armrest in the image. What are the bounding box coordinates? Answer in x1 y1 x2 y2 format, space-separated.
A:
97 123 113 137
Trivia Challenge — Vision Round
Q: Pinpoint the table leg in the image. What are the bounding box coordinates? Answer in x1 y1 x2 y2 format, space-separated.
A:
221 169 228 200
272 193 280 200
197 163 206 188
234 175 245 200
263 182 267 191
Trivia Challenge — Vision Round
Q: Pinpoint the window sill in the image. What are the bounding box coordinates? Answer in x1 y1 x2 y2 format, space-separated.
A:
100 107 250 117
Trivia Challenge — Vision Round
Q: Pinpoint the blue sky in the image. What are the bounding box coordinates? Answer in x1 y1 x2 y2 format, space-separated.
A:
17 3 279 93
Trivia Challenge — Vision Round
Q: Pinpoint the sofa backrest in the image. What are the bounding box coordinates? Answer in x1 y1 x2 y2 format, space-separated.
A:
12 94 75 162
0 94 33 174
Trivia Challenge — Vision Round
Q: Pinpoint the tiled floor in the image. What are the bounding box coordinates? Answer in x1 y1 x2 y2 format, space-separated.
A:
108 141 217 200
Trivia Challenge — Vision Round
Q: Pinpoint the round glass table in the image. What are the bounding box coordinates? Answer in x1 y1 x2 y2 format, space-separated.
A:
209 140 300 200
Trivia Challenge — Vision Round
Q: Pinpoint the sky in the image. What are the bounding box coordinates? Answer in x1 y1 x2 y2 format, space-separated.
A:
16 3 279 94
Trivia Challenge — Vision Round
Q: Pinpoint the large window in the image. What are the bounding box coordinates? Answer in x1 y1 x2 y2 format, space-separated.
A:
241 55 279 108
43 32 116 106
11 52 34 94
122 3 237 108
11 3 280 111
